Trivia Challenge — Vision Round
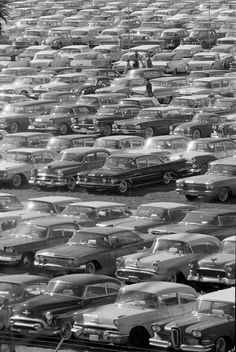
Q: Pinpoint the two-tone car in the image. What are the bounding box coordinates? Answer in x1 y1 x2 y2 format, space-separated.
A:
115 233 221 284
71 282 198 347
0 217 79 268
176 156 236 202
10 274 121 340
0 148 56 188
29 147 110 191
34 227 155 276
150 287 235 352
77 151 188 194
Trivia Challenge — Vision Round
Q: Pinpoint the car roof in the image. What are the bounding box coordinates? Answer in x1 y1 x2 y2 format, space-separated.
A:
139 202 197 209
223 235 236 242
69 201 126 208
6 132 49 137
159 232 220 244
0 274 48 284
28 196 80 203
210 156 236 166
50 273 121 285
49 134 98 140
199 287 235 304
110 151 162 158
0 193 16 197
121 281 196 295
189 208 236 215
97 135 143 141
60 147 109 154
174 94 209 100
7 148 52 153
193 137 234 143
147 135 189 141
25 217 78 226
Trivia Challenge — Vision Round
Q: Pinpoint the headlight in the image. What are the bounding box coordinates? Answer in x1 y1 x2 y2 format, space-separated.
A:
186 127 191 133
0 171 8 178
110 177 117 184
135 125 141 129
151 324 161 332
71 117 77 123
45 311 53 325
57 170 63 179
225 266 233 273
176 180 184 187
116 257 124 268
192 330 202 338
113 318 119 327
102 177 107 183
4 247 14 254
153 261 159 272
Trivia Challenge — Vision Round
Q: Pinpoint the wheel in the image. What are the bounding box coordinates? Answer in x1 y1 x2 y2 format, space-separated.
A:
21 253 34 268
85 262 96 274
12 174 23 188
60 320 72 340
145 127 154 138
215 337 229 352
185 194 198 201
21 90 28 96
102 124 112 136
128 327 150 348
118 180 130 194
163 172 171 185
218 188 229 202
67 176 76 191
10 122 19 133
59 123 68 135
166 269 177 282
192 129 201 139
162 96 171 104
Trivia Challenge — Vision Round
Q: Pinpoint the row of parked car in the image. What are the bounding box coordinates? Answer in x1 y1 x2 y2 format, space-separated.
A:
0 190 235 350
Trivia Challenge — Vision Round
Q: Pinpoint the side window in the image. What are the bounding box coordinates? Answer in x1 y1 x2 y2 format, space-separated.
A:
106 282 121 294
169 209 188 222
136 157 148 168
33 153 43 163
109 231 139 246
62 224 77 237
215 142 224 152
42 152 54 163
120 140 131 149
224 141 236 151
110 206 126 217
131 139 143 148
147 155 161 166
221 80 229 87
84 153 96 163
50 227 63 238
159 292 178 306
96 152 108 162
84 138 95 147
219 215 236 227
179 292 197 304
25 282 47 296
85 284 106 298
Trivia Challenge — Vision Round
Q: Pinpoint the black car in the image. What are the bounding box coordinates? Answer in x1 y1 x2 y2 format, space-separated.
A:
72 104 142 136
77 151 188 194
10 274 121 339
76 76 114 95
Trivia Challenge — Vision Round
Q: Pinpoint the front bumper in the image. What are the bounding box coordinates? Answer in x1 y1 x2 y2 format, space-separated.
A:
176 188 214 197
28 124 58 132
115 268 163 283
149 336 171 348
77 181 119 190
188 273 235 286
11 316 60 337
181 343 215 352
29 177 68 188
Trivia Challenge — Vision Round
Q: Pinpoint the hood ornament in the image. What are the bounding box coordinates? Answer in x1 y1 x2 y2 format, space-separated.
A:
211 257 217 263
22 309 31 316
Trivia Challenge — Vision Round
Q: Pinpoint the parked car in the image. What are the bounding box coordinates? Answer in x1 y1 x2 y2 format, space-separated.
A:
72 104 142 136
98 202 197 232
172 137 236 176
142 135 191 155
46 134 97 153
92 135 144 154
30 147 110 190
34 227 155 276
112 107 194 138
0 148 56 188
187 52 228 71
0 193 24 212
28 104 97 135
30 50 69 71
71 282 198 347
24 196 81 214
0 274 49 306
0 75 52 96
0 217 79 268
10 274 121 339
77 151 188 194
152 52 190 74
116 233 220 284
159 28 189 49
188 235 235 287
0 132 51 158
171 112 226 139
119 97 160 109
176 156 236 202
76 76 114 95
184 29 218 48
77 93 127 110
148 208 236 241
150 287 235 352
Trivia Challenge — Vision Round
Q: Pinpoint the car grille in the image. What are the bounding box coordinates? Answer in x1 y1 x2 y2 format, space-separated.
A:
36 175 58 182
197 268 226 278
184 184 206 191
117 270 153 280
42 256 70 266
171 327 181 348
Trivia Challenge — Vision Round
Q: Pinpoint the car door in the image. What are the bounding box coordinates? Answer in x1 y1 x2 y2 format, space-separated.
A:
224 140 236 156
156 292 183 321
95 151 109 168
83 283 111 308
83 151 99 171
217 215 236 240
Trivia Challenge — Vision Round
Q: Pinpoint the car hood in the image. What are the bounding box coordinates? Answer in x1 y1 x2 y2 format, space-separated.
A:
38 161 81 174
0 161 24 170
150 222 210 235
82 303 155 326
87 168 132 177
184 174 234 184
15 293 81 317
171 151 212 160
98 216 164 231
124 250 183 268
0 234 42 248
38 243 106 258
199 253 235 268
164 313 229 332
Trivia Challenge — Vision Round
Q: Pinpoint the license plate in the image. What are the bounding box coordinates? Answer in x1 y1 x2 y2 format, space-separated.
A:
90 334 99 341
129 276 139 283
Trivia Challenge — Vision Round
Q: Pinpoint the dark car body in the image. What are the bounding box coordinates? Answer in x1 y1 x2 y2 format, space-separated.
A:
29 147 110 190
0 217 79 267
112 107 194 139
148 208 236 241
77 93 128 110
34 227 155 276
72 104 142 136
76 76 114 95
77 152 188 194
28 104 97 135
150 287 235 352
10 274 121 339
97 202 197 232
184 29 218 48
159 28 189 49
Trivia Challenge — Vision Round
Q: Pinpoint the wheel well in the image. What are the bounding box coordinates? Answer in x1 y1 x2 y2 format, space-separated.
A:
14 173 27 184
215 336 234 350
89 260 101 270
129 326 151 341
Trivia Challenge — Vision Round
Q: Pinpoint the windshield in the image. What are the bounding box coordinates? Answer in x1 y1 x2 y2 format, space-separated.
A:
222 240 236 254
136 110 160 119
193 81 210 88
58 152 83 162
104 156 136 169
5 152 32 162
115 289 158 308
187 141 216 153
62 205 97 218
136 205 166 218
180 212 218 225
47 137 70 148
145 139 172 149
94 139 119 149
3 136 27 147
45 281 85 297
68 231 109 247
194 299 235 316
77 97 98 105
207 164 236 176
153 54 172 61
0 282 23 300
152 238 191 254
10 223 47 238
